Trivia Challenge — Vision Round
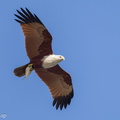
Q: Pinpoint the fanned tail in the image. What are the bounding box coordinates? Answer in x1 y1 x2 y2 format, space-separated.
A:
14 64 29 77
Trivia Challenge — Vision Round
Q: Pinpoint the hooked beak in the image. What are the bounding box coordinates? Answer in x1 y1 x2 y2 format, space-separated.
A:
61 56 65 60
62 56 65 60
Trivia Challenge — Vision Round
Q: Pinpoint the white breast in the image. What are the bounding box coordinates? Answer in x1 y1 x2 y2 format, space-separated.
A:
41 54 65 69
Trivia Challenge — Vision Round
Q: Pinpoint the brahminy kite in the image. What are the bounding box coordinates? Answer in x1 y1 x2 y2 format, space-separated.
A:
13 8 74 110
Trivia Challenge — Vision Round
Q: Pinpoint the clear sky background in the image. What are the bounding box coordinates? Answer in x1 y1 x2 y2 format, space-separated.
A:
0 0 120 120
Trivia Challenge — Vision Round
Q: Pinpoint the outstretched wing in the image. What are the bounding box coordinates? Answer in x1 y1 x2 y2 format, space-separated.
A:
14 8 53 60
34 65 74 110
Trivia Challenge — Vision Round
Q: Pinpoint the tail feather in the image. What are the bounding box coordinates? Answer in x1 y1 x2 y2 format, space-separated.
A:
14 64 29 77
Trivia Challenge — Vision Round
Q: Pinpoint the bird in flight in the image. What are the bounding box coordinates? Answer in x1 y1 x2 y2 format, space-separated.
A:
14 8 74 110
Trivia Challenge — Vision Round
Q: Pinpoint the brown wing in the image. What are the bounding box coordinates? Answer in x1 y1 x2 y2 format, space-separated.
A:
14 8 53 60
34 65 74 110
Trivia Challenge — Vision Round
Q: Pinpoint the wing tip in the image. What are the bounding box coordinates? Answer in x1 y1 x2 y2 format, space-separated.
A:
53 89 74 110
14 7 43 25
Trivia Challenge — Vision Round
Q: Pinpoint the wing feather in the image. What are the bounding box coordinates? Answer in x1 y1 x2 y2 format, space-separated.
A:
34 65 74 110
14 8 53 60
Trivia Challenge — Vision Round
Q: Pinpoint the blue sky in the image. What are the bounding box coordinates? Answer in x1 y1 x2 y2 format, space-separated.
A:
0 0 120 120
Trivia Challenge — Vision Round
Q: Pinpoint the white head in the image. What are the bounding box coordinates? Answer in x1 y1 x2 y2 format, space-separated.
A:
52 55 65 62
42 54 65 68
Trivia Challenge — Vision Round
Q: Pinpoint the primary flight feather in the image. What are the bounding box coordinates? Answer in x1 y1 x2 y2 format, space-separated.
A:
14 8 74 110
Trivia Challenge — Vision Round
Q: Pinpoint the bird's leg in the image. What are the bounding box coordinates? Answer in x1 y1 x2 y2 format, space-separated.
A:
23 64 33 79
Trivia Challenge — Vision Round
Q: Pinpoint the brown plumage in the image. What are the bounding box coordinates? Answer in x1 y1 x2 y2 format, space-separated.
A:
14 8 74 110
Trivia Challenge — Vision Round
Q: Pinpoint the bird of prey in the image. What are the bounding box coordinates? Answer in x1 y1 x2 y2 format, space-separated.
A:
13 8 74 110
